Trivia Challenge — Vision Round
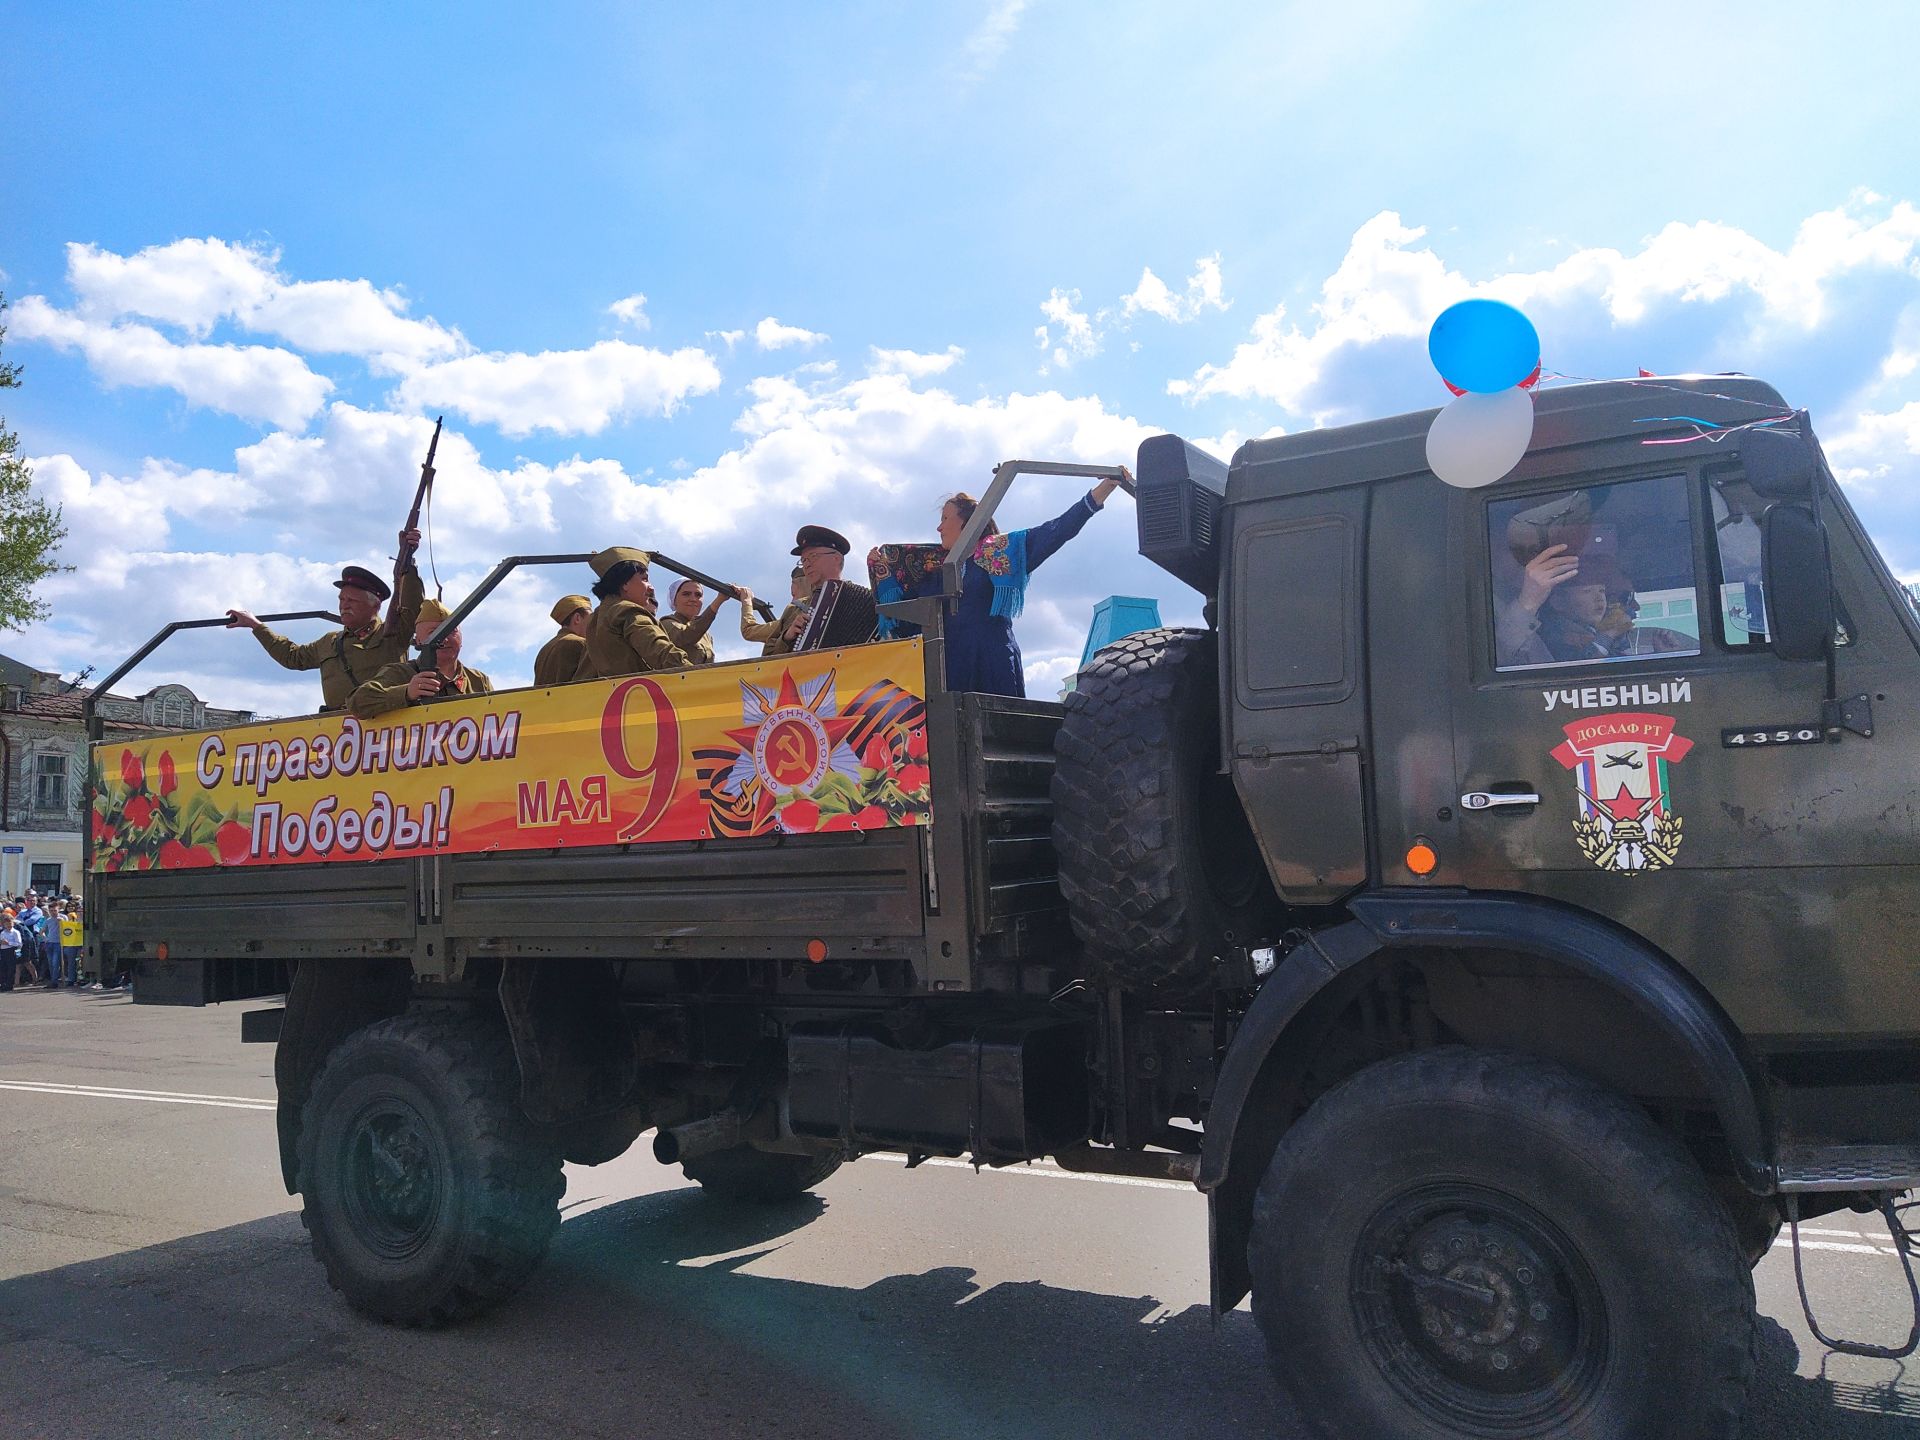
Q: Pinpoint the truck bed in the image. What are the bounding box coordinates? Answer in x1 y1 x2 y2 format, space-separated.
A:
99 692 1076 1003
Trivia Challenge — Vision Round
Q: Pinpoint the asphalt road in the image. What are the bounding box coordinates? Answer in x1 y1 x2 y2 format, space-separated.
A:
2 989 1917 1440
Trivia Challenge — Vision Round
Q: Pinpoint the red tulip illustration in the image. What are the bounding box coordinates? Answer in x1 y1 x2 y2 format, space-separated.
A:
157 751 178 797
215 820 253 866
777 799 821 833
121 750 144 791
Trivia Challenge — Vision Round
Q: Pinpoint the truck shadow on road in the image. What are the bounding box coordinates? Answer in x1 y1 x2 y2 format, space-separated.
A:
2 1186 1917 1439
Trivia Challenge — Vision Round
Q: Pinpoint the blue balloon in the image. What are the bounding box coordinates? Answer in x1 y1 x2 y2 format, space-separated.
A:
1428 299 1541 394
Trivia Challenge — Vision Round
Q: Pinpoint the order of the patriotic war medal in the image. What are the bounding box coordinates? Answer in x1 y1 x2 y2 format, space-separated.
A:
1551 711 1693 875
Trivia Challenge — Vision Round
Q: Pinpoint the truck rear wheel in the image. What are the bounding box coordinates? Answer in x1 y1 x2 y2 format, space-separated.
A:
682 1146 843 1203
1248 1047 1755 1440
297 1010 565 1327
1053 627 1274 992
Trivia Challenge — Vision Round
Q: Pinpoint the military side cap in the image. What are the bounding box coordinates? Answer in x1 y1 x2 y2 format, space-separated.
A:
791 525 851 556
551 594 592 624
417 597 452 625
335 565 393 601
589 546 650 578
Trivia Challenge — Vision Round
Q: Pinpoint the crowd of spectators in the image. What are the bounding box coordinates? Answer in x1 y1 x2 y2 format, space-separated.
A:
0 888 99 995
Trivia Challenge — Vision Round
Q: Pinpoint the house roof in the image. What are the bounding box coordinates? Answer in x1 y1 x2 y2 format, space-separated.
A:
7 688 172 733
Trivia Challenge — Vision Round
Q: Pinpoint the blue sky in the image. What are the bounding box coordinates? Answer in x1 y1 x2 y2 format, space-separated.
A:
6 2 1920 710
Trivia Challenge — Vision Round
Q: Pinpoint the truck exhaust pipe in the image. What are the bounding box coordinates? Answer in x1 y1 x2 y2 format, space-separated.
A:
653 1109 745 1165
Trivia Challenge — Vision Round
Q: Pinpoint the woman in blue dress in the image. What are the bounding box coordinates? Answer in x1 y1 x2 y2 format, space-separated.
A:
870 473 1127 697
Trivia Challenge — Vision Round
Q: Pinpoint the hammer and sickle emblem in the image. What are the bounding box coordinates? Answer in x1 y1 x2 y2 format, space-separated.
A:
776 731 808 770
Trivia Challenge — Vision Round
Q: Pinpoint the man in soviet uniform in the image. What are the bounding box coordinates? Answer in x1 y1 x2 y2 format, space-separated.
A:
226 529 423 712
779 524 877 653
347 598 493 719
574 547 688 680
534 594 591 686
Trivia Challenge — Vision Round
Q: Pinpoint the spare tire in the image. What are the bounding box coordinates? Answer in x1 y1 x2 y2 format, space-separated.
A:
1052 627 1277 992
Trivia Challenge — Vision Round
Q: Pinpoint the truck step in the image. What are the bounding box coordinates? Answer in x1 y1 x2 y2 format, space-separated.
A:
1777 1142 1920 1193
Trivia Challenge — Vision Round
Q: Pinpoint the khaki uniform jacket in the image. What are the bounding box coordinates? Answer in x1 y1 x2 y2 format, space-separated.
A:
533 631 587 687
347 659 494 720
574 600 687 680
659 610 716 666
745 600 808 656
253 570 425 712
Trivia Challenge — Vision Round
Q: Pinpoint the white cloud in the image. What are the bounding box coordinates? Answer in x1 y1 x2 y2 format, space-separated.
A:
18 369 1185 712
395 341 723 437
607 293 650 329
10 296 334 429
1174 196 1920 423
61 238 463 366
869 345 964 377
1121 255 1229 324
1035 288 1100 368
754 316 828 351
959 0 1028 85
1036 256 1230 371
707 328 746 350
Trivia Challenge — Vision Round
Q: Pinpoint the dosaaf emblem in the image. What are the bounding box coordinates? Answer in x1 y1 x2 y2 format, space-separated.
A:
1551 711 1692 875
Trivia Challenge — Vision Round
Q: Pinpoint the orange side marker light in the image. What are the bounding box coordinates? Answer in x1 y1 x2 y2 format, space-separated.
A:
1404 841 1439 877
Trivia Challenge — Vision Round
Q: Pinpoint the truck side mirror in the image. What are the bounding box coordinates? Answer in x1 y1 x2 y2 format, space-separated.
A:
1762 502 1834 662
1741 422 1817 500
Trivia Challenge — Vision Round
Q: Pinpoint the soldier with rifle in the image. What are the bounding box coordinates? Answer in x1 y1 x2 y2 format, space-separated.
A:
347 598 493 719
224 419 441 713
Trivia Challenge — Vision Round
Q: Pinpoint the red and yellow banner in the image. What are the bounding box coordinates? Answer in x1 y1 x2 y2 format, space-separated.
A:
90 640 933 873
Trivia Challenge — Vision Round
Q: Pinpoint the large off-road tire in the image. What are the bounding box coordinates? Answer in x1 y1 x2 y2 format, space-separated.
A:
681 1145 843 1203
1052 627 1275 991
297 1009 565 1327
1249 1047 1756 1440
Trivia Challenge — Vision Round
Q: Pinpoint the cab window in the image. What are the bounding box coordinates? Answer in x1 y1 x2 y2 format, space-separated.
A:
1488 474 1701 671
1707 477 1769 647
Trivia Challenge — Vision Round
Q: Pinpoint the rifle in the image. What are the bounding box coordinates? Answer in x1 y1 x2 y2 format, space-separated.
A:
385 415 442 639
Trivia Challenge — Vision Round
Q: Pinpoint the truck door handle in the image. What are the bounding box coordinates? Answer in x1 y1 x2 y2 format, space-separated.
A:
1460 790 1541 811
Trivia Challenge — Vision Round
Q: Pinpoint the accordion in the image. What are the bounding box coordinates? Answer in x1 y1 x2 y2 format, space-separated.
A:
794 579 880 651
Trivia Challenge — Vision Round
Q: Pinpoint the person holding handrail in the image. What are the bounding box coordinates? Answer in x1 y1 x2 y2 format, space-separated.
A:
573 547 688 680
868 473 1128 697
225 531 423 713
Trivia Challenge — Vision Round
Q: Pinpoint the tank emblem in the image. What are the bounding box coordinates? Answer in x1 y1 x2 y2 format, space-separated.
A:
1551 712 1693 874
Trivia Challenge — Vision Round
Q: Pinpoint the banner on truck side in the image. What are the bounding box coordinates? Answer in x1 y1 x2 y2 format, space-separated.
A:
89 640 933 873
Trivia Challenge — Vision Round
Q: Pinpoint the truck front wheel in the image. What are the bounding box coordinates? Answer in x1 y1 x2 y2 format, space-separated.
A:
297 1010 565 1327
1248 1047 1755 1440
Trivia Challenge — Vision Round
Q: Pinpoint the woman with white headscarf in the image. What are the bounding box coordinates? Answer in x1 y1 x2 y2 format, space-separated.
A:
660 577 726 666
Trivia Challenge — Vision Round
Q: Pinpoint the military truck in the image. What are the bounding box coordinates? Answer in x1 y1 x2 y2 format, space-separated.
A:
88 376 1920 1440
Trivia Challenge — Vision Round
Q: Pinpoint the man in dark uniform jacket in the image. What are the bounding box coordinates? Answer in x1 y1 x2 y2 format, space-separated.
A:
534 594 591 686
226 531 423 712
780 525 878 653
347 599 494 718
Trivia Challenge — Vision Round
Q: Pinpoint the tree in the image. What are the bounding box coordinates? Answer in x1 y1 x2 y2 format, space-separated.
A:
0 292 69 631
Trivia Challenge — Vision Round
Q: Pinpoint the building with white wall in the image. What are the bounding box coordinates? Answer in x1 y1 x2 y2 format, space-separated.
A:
0 653 251 897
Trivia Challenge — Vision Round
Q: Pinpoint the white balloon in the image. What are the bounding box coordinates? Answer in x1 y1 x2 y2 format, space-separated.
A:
1425 386 1535 488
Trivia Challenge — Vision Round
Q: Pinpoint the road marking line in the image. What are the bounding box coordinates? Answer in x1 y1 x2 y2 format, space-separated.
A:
0 1081 274 1111
862 1151 1192 1190
1773 1237 1899 1257
0 1079 274 1103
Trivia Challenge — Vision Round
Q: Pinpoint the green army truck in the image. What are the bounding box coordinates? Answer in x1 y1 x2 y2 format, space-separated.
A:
88 375 1920 1440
